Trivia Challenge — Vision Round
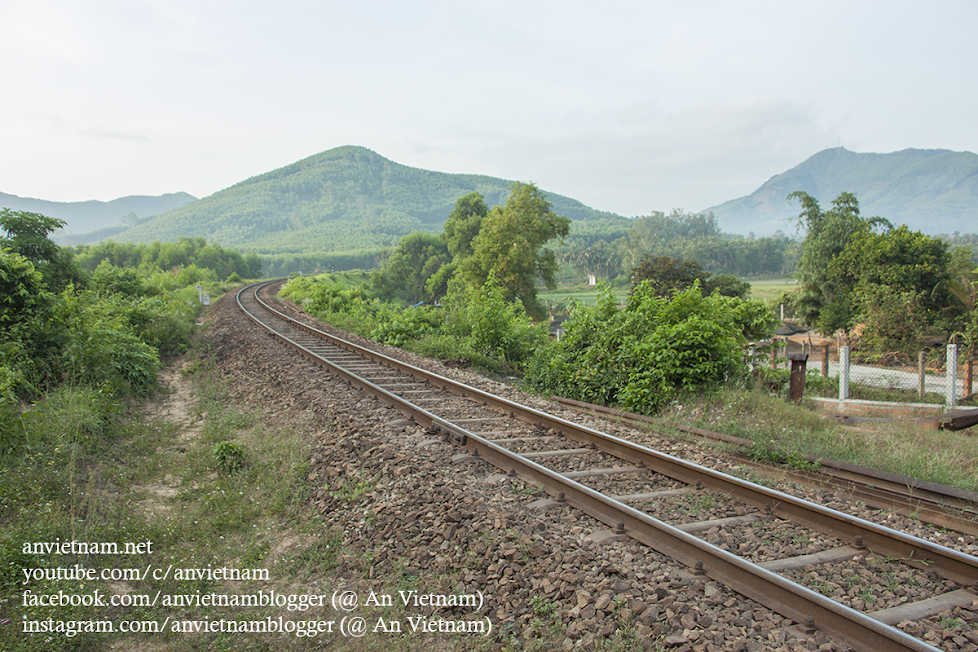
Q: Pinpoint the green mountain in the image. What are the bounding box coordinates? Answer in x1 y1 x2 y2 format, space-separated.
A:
705 147 978 236
104 146 625 257
0 191 197 236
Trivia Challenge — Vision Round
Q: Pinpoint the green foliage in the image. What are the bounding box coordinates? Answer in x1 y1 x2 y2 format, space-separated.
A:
856 284 934 353
455 271 550 367
370 232 449 302
790 191 891 333
212 440 246 475
605 208 797 281
55 291 161 397
0 364 26 451
630 254 712 295
326 472 377 501
71 236 263 280
371 306 445 347
443 191 488 259
0 209 87 292
0 249 49 330
284 271 548 373
91 259 155 297
1 228 201 414
707 273 752 299
525 283 775 413
789 191 956 353
746 442 820 472
459 183 571 320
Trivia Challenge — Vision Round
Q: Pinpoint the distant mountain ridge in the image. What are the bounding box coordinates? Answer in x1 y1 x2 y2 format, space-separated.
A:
103 146 625 255
0 191 197 235
8 145 977 260
705 147 978 236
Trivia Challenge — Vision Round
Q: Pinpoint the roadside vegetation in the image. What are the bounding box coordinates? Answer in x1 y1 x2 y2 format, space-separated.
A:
0 209 327 651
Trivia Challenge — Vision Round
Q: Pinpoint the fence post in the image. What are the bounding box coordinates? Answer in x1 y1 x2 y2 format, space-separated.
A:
946 344 958 409
967 359 974 397
918 351 926 399
839 345 850 401
822 344 829 378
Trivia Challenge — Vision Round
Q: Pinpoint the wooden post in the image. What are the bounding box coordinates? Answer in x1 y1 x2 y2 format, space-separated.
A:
822 344 830 378
788 354 809 404
918 351 926 399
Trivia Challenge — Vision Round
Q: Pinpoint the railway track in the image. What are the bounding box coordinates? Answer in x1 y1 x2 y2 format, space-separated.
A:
237 279 978 652
550 396 978 537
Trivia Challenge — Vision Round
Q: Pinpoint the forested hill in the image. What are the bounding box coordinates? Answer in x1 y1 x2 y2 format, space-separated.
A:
706 148 978 236
0 191 197 236
101 146 627 258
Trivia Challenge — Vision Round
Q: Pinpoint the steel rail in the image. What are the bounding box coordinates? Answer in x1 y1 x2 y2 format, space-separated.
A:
235 281 969 652
246 282 978 587
552 396 978 536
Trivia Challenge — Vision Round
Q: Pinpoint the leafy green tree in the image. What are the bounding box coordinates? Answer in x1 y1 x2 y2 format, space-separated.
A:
461 183 570 320
0 209 85 291
443 192 488 259
0 249 48 330
705 273 751 300
830 225 951 351
789 191 956 351
630 255 711 296
789 191 891 334
371 232 449 303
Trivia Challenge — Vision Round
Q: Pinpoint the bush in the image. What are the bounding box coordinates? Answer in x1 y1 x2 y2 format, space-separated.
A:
526 283 776 414
450 272 549 368
92 260 153 297
371 306 445 347
56 292 161 397
212 440 246 475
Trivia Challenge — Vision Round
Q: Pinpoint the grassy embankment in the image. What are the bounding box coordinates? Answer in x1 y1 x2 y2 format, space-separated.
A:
0 292 596 652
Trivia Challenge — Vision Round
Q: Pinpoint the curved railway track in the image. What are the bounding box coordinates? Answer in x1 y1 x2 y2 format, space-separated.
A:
237 279 978 652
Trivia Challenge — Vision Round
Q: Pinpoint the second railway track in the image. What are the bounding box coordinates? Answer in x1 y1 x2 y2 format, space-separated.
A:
237 279 978 652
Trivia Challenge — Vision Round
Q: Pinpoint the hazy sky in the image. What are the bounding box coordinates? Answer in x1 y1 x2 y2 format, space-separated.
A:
2 1 976 217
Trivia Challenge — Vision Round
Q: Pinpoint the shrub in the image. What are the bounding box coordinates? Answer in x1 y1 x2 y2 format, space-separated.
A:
526 283 775 414
371 306 445 348
451 272 549 368
212 441 246 475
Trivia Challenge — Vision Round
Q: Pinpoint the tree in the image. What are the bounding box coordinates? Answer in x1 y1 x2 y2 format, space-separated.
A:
443 192 488 259
788 191 891 334
461 183 570 320
789 191 954 350
830 225 951 352
0 249 48 330
630 255 710 296
371 232 450 303
0 209 85 291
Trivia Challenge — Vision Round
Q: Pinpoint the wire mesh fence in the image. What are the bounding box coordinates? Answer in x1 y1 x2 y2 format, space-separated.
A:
755 338 975 408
